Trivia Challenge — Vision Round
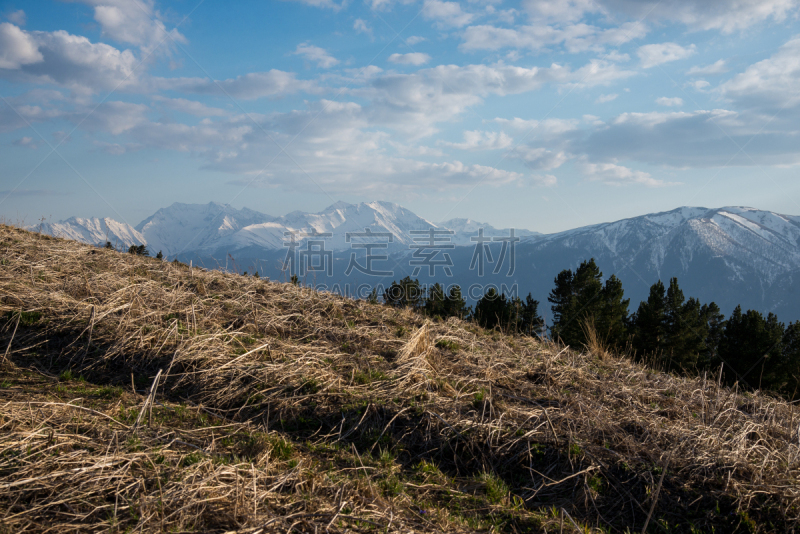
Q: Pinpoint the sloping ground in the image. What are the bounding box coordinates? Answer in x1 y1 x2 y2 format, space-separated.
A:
0 224 798 533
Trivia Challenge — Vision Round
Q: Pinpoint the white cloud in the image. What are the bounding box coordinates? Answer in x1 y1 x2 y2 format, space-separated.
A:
342 65 383 82
0 29 138 94
686 79 710 91
359 62 629 137
388 141 445 157
281 0 345 10
460 21 648 53
491 8 518 24
172 70 316 100
82 97 528 194
1 28 310 102
601 0 798 33
94 141 141 155
530 174 558 186
407 160 522 186
579 162 674 187
422 0 476 28
365 0 395 9
442 130 513 150
388 52 431 65
496 0 798 34
152 96 227 117
508 146 569 170
405 36 426 45
0 23 43 69
494 117 580 136
720 36 800 111
72 0 186 55
637 42 696 68
602 51 630 62
523 0 601 22
76 101 150 135
655 96 683 106
354 19 373 38
574 108 800 167
595 93 618 103
12 136 38 149
687 59 727 76
567 59 637 87
0 103 55 133
294 42 338 68
6 9 26 26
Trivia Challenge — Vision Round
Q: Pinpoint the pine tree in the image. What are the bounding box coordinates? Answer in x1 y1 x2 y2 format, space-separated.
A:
156 250 163 260
424 283 447 318
700 302 725 367
662 278 707 371
508 296 524 332
718 306 784 390
474 287 509 330
367 288 379 304
597 274 629 349
548 259 604 347
518 293 544 337
632 280 667 359
383 277 423 309
781 322 800 400
444 285 469 319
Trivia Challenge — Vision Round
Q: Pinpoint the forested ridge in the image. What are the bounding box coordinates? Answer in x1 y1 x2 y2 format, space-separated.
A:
381 259 800 400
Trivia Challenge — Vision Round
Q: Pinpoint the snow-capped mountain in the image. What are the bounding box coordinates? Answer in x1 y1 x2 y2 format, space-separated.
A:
509 206 800 320
27 202 800 320
136 202 273 257
524 206 800 284
231 201 440 253
33 217 145 249
438 218 541 246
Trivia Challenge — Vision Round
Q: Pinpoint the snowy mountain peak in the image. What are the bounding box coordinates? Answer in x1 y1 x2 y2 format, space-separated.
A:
33 217 145 249
135 202 272 256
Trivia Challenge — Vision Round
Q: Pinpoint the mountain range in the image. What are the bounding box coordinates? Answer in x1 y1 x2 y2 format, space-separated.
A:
30 202 800 322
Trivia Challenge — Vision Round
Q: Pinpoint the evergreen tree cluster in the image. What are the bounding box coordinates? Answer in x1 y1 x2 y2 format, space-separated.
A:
128 244 149 256
547 259 800 399
382 277 470 320
380 258 800 399
473 288 544 336
381 276 545 337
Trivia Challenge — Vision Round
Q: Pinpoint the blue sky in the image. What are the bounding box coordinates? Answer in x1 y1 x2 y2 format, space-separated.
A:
0 0 799 233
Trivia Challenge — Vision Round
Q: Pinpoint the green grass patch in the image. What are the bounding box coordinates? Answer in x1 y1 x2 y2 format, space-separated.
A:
435 339 460 352
6 310 43 326
478 471 509 505
354 369 389 385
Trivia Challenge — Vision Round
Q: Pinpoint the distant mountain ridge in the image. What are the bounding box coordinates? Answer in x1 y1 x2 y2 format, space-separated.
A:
38 201 541 256
35 217 146 249
29 202 800 320
507 206 800 322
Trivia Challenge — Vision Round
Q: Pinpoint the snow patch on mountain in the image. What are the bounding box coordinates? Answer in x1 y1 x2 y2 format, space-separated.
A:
135 202 273 256
33 217 145 249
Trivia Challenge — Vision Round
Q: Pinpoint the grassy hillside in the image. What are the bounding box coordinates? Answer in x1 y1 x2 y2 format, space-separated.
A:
1 223 798 533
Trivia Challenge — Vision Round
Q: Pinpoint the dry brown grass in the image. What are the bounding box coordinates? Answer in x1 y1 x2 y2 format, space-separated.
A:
1 223 799 533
